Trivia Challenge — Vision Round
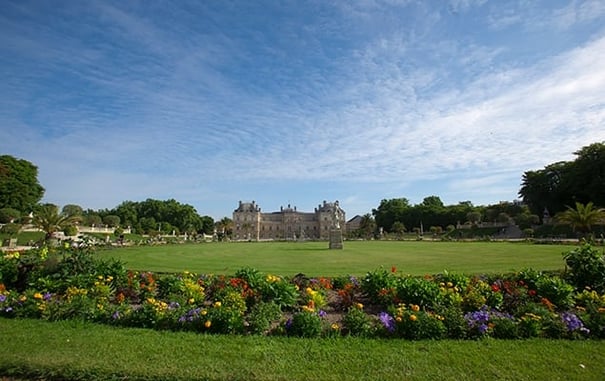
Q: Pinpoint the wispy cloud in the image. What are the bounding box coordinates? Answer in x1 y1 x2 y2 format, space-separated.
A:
1 1 604 218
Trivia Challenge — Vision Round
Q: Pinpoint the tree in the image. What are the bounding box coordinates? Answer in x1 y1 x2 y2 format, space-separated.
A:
0 155 45 213
215 217 233 239
359 213 377 239
372 198 409 233
32 204 80 241
391 221 406 239
519 142 605 216
0 207 21 223
200 216 215 235
466 211 481 224
556 202 605 237
103 215 121 228
62 204 83 217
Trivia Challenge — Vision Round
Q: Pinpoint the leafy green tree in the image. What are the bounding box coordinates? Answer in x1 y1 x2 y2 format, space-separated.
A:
200 215 215 235
82 212 102 227
0 207 21 223
391 221 406 239
556 202 605 237
215 217 233 239
62 204 83 217
32 204 80 241
372 198 409 232
568 143 605 207
519 142 605 216
103 215 121 227
466 211 481 224
359 213 377 239
0 155 45 213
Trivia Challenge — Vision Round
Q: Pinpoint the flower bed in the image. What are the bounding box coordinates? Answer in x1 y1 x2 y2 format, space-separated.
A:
1 243 604 340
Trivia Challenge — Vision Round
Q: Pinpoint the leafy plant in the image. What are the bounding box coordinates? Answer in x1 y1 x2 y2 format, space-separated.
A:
563 244 605 293
285 310 323 337
247 301 282 335
341 305 375 337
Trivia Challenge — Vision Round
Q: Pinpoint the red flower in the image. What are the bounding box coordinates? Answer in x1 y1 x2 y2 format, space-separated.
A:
391 266 397 273
491 284 500 292
528 289 537 296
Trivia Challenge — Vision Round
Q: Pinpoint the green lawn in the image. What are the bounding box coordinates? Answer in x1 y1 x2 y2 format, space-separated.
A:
98 240 573 276
1 318 603 381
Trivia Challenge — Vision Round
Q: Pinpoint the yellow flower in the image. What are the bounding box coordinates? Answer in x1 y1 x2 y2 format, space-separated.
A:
214 301 222 307
355 303 364 310
188 298 195 304
19 295 27 302
204 320 212 328
395 316 402 322
446 282 453 288
305 287 316 296
409 314 417 322
33 292 43 300
201 310 207 315
106 276 113 282
331 323 340 330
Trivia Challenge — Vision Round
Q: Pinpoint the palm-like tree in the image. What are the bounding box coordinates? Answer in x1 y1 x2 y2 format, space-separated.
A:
32 204 81 241
556 202 605 237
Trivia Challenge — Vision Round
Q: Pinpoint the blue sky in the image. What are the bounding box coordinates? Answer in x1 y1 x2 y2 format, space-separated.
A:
2 0 605 220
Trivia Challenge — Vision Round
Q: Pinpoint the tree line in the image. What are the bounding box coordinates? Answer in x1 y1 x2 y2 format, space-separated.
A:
1 141 604 240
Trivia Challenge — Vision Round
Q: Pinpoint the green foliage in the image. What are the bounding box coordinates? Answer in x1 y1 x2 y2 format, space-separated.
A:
0 222 21 236
0 155 45 212
563 244 605 293
535 276 575 310
342 306 376 337
389 305 446 340
362 268 397 304
286 310 323 337
395 276 443 308
0 207 21 223
63 225 78 237
520 142 605 216
247 301 282 334
31 204 81 241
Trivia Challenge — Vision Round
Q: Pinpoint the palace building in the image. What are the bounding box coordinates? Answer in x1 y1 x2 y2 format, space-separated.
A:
232 200 345 241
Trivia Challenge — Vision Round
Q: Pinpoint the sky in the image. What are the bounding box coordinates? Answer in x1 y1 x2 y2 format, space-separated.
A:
1 0 605 220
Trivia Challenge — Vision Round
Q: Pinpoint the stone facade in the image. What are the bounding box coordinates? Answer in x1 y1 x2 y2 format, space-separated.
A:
232 200 345 241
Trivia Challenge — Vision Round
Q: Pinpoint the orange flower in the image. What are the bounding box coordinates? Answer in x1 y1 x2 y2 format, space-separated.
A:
411 304 420 312
409 314 417 321
204 320 212 328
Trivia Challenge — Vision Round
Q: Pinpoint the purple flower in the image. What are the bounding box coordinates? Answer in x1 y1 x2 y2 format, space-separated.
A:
0 294 6 303
43 293 52 301
5 307 13 313
379 312 396 332
349 276 359 287
112 311 120 320
561 312 590 334
168 301 180 309
285 318 293 330
318 310 327 318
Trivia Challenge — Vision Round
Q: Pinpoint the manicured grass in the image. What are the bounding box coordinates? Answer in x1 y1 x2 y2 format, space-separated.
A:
1 318 603 381
98 240 572 277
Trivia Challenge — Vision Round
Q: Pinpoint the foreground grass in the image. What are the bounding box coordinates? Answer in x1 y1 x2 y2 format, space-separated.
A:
98 240 571 276
0 318 603 381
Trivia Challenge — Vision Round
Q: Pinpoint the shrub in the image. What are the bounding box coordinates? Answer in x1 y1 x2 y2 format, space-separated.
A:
563 244 605 293
535 276 575 310
395 276 443 309
342 305 375 337
286 310 323 337
362 268 397 305
247 301 282 335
